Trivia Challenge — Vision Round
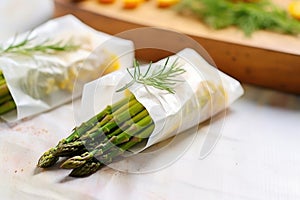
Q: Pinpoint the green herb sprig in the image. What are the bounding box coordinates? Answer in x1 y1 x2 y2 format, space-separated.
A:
117 58 186 94
176 0 300 36
0 31 80 56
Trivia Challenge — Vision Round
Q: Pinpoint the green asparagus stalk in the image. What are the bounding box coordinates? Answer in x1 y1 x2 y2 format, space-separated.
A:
37 95 136 167
67 106 112 143
0 100 16 115
69 124 155 177
0 78 6 86
0 81 9 97
75 97 139 143
70 95 136 143
107 109 150 138
0 94 12 104
93 115 153 156
37 103 114 167
0 72 4 80
0 70 16 115
99 122 155 163
37 105 111 168
53 98 145 157
60 109 152 169
0 81 16 115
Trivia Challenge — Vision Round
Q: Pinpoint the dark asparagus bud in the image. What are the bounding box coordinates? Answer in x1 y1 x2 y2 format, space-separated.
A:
60 109 151 169
69 159 102 177
37 149 60 168
56 98 146 158
37 95 136 168
69 124 155 177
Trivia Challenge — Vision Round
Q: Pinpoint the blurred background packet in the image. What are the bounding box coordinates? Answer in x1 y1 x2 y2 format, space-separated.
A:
0 15 134 122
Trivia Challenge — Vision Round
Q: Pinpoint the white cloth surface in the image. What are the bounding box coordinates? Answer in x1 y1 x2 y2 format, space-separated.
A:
0 84 299 200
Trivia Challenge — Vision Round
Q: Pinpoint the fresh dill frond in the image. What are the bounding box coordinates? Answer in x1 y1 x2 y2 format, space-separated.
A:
176 0 300 36
116 58 186 94
0 31 80 56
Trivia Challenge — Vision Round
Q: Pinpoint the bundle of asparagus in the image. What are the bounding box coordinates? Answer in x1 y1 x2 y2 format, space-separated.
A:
37 48 243 177
0 70 16 115
37 57 185 177
38 94 154 177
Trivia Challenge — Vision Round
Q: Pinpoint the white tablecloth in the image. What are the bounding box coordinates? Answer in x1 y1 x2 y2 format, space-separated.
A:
1 84 299 200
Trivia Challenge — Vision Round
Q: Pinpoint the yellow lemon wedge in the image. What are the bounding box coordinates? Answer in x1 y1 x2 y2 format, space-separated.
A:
103 54 120 75
157 0 179 8
289 1 300 20
123 0 143 9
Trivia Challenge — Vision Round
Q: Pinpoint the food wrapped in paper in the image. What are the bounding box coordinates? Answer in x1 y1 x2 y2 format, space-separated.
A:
0 15 134 122
37 48 243 177
81 48 243 150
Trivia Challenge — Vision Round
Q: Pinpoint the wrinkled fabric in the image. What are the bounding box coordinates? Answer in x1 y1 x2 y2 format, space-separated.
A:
0 85 300 199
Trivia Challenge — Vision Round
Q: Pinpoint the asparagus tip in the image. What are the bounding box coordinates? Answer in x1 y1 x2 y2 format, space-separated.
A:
37 150 59 168
60 155 88 169
69 161 102 177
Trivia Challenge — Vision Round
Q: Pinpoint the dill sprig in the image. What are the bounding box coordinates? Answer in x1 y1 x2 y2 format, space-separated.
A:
0 31 80 56
117 58 186 94
176 0 300 36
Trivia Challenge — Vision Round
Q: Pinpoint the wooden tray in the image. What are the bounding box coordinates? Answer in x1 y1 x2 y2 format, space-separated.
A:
54 0 300 94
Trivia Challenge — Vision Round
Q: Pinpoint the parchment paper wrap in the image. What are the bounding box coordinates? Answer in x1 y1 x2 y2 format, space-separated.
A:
0 15 134 122
81 48 243 152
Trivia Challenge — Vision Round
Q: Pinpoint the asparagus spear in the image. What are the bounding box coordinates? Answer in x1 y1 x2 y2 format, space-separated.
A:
0 100 16 115
0 70 9 97
0 82 9 97
69 158 102 178
0 78 6 87
93 115 153 156
37 95 136 167
53 98 145 157
60 109 152 169
37 105 112 168
69 124 155 177
0 94 12 104
0 71 5 81
0 70 16 115
71 95 138 141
